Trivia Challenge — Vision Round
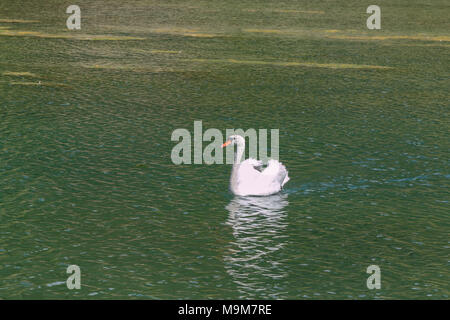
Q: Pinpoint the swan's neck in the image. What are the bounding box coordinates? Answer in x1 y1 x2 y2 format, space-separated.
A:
233 143 245 165
230 143 245 192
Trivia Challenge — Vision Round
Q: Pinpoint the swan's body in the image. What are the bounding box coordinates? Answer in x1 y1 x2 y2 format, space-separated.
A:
223 135 289 196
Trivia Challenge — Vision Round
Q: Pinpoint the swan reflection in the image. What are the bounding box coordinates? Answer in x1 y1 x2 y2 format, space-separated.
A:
224 193 289 299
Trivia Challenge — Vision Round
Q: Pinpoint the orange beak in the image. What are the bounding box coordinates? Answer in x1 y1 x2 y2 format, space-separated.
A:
221 140 231 148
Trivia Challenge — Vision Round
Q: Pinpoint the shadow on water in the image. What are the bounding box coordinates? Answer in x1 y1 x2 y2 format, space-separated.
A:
224 193 289 299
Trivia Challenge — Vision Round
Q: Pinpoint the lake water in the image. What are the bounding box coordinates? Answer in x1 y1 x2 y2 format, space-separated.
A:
0 0 449 299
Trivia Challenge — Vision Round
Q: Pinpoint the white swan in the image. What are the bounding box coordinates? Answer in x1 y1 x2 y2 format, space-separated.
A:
222 135 290 196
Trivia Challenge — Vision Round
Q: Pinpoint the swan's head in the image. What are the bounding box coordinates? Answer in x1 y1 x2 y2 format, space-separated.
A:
221 135 245 148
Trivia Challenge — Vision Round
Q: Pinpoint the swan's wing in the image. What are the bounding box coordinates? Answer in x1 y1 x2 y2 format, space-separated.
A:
235 159 288 196
234 161 267 195
244 158 264 172
261 159 289 187
237 160 263 182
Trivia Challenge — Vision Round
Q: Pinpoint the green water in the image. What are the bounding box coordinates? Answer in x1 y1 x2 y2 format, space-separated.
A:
0 0 449 299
